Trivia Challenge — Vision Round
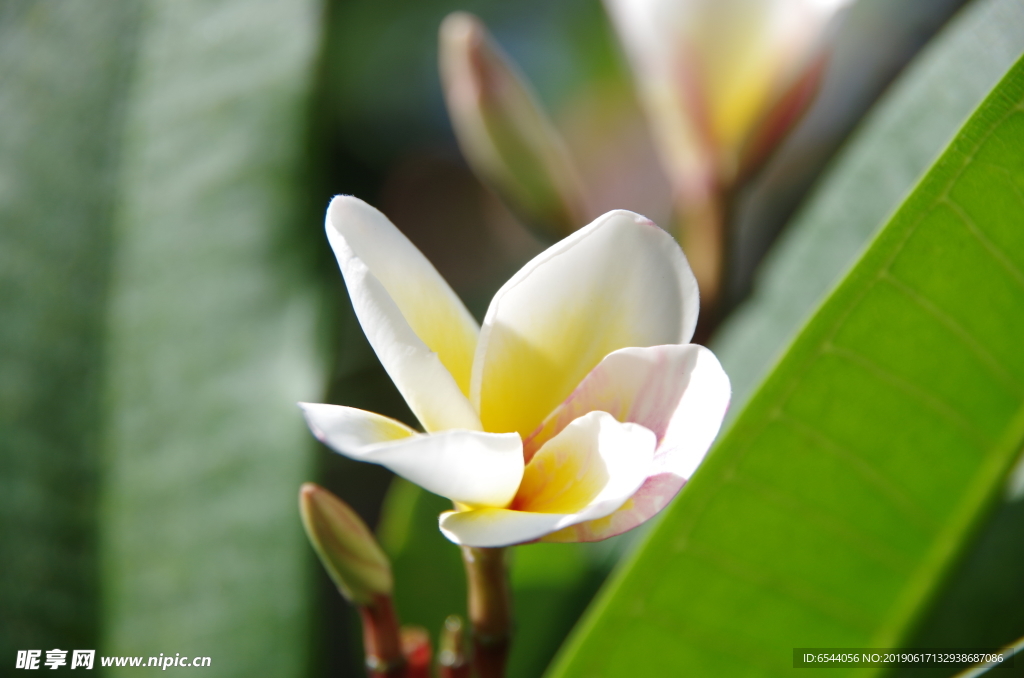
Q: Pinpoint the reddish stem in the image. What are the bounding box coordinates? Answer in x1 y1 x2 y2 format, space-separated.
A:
461 547 512 678
359 595 407 678
439 615 470 678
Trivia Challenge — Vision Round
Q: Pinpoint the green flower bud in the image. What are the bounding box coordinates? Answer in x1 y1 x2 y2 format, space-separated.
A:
299 483 392 605
439 12 589 241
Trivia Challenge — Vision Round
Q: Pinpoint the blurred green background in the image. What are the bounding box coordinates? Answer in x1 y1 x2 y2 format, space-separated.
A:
8 0 1024 677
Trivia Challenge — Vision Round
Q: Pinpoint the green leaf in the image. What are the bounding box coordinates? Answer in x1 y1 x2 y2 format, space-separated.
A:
715 0 1024 415
98 1 324 672
548 43 1024 678
0 0 142 657
0 0 325 674
378 478 467 638
719 0 1024 670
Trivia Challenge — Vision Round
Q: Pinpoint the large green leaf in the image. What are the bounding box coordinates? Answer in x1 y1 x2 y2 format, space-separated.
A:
93 0 325 675
718 0 1024 670
715 0 1024 414
0 1 141 659
548 48 1024 678
0 2 327 674
0 0 327 675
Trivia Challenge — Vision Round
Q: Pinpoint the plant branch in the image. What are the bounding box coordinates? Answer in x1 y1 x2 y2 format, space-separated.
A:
461 546 512 678
359 594 407 678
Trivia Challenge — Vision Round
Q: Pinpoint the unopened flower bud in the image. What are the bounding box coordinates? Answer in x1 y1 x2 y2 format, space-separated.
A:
439 12 589 240
298 483 392 605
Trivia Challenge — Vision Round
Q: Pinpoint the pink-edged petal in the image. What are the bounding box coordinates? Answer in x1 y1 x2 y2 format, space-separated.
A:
515 411 655 513
529 344 731 542
538 474 682 543
300 403 522 507
326 196 481 432
523 344 709 456
439 412 656 547
471 210 698 438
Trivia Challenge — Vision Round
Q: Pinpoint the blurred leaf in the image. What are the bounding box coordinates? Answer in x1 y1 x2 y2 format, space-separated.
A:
378 478 467 638
507 542 608 678
715 0 1024 414
89 0 325 675
0 0 142 658
891 499 1024 678
548 49 1024 678
1 1 328 673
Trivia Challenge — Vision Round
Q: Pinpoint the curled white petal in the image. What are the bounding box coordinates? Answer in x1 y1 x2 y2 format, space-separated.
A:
526 344 731 473
439 509 575 548
326 196 481 432
300 402 418 450
301 402 523 507
472 209 698 438
532 345 731 542
439 412 656 546
655 345 731 479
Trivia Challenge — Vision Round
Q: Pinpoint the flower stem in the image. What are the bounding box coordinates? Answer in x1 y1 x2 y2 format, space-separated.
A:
677 182 736 344
678 186 725 343
358 594 407 678
438 615 471 678
461 546 512 678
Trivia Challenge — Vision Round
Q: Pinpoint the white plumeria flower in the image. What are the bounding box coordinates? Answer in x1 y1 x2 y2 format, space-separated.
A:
605 0 852 189
300 196 731 548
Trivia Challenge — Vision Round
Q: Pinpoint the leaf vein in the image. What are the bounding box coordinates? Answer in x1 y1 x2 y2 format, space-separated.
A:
942 195 1024 291
823 344 993 448
727 474 918 574
682 542 880 635
778 413 941 533
880 273 1024 395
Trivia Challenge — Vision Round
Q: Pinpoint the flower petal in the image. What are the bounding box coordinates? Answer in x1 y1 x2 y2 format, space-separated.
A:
533 344 731 542
301 403 523 508
523 344 713 455
365 431 524 508
439 509 573 548
439 411 656 546
604 0 851 179
472 210 698 437
326 196 481 432
299 402 419 449
516 411 656 512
